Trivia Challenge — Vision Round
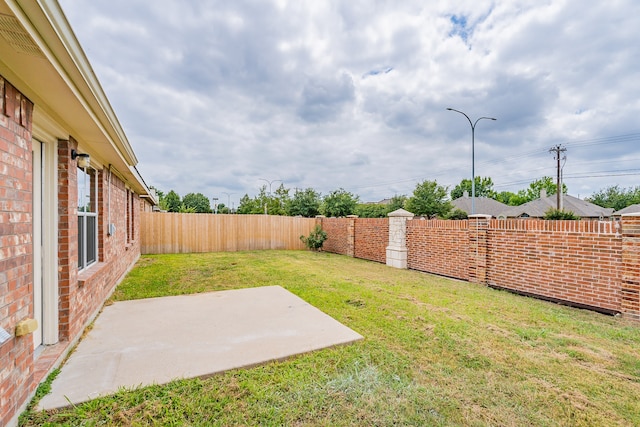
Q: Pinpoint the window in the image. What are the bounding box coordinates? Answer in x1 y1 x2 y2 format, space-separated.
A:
126 189 135 243
77 166 97 269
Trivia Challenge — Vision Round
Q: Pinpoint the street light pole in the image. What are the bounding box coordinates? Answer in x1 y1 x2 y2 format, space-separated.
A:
258 179 282 215
211 197 219 214
446 108 497 215
221 192 235 214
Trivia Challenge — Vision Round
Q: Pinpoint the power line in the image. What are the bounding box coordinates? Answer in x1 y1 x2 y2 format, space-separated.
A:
344 131 640 194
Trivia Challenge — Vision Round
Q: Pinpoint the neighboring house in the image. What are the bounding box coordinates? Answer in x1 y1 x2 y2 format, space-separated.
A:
498 192 614 219
613 204 640 217
0 2 156 426
451 193 510 218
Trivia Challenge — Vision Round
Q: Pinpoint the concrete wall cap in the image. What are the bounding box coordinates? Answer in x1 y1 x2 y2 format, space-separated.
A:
469 214 492 219
620 212 640 217
388 208 414 218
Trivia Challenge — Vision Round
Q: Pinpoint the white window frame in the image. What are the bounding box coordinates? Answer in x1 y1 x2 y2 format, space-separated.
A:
78 166 98 270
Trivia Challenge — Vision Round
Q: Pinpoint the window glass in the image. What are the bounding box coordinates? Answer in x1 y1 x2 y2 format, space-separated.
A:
77 166 97 269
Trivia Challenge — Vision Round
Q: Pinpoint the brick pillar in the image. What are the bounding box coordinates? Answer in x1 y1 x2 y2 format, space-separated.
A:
468 214 491 284
386 209 414 269
346 215 357 257
57 137 78 340
621 213 640 320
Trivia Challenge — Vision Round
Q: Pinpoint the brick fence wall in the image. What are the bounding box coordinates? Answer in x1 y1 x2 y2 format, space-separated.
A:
317 217 388 263
354 218 388 264
486 219 622 313
407 219 469 281
319 217 353 256
318 213 640 319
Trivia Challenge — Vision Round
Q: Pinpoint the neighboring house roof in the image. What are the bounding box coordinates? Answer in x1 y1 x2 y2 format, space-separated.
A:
613 204 640 216
452 196 509 218
0 0 155 202
499 194 614 219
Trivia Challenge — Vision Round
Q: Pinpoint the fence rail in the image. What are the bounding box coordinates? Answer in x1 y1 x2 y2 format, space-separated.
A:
140 212 316 254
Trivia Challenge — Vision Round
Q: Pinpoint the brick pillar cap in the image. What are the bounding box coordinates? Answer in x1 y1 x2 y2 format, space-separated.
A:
621 212 640 218
469 214 492 219
315 215 326 218
346 215 359 218
388 208 415 218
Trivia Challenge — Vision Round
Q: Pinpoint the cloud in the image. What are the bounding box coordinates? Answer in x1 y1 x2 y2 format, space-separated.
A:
58 0 640 205
298 72 356 122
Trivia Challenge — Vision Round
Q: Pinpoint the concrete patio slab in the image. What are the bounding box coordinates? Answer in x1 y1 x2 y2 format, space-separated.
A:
37 286 363 410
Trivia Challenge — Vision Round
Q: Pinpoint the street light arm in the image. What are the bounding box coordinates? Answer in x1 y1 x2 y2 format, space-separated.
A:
446 108 497 216
447 107 473 128
474 116 497 128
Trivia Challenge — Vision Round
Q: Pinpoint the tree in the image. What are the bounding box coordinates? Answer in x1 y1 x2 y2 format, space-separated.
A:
182 192 212 213
354 203 389 218
237 194 262 214
405 180 452 217
450 177 496 200
164 190 182 212
495 191 527 206
388 194 407 211
518 176 566 202
287 188 322 217
321 188 359 217
268 183 290 216
587 185 640 211
215 203 228 214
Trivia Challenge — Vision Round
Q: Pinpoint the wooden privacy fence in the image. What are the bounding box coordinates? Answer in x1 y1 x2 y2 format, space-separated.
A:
140 212 317 254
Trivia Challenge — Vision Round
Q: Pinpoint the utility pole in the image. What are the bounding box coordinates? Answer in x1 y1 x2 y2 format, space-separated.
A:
549 145 567 210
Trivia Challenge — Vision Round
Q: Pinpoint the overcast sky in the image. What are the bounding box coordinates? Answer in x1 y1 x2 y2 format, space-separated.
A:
58 0 640 207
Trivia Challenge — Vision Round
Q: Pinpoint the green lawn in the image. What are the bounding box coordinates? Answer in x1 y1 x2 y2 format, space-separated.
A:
23 251 640 426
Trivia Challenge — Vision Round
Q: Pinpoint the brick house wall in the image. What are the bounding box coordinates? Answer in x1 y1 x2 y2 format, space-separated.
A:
1 75 144 427
59 159 141 340
0 77 35 427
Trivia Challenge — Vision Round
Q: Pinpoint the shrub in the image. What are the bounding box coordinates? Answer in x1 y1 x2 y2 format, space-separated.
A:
446 208 468 220
300 225 328 251
544 208 580 220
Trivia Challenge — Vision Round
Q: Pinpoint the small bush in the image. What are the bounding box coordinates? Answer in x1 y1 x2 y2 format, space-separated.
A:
446 208 468 220
300 225 328 251
544 208 580 220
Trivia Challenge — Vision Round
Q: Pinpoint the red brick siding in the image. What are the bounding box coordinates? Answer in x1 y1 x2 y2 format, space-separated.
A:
1 74 144 426
57 138 77 340
0 77 34 427
354 218 388 263
65 170 141 339
407 219 470 280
